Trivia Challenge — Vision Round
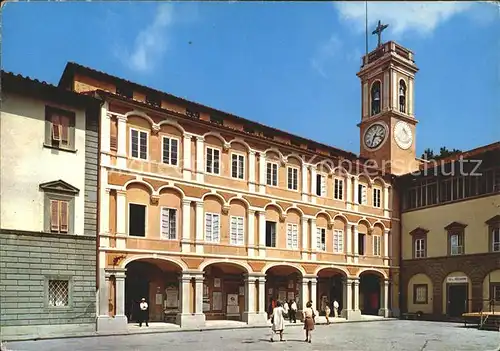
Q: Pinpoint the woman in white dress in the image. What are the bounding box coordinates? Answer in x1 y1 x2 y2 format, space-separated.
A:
270 301 286 342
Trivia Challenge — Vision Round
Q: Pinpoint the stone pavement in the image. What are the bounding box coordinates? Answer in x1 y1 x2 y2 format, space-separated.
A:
5 320 500 351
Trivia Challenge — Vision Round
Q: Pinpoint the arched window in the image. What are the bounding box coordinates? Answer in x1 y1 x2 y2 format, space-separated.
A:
399 80 407 113
371 81 381 116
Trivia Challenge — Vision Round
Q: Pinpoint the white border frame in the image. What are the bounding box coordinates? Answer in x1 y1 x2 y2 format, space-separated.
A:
286 166 300 192
230 151 246 181
161 135 180 167
129 127 149 161
266 161 279 187
159 206 178 240
205 212 221 243
205 145 222 175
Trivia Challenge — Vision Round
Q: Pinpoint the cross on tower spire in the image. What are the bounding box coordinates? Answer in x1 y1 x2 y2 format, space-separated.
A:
372 20 389 48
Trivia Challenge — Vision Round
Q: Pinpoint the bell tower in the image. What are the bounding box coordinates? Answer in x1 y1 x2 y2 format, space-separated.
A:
357 22 420 175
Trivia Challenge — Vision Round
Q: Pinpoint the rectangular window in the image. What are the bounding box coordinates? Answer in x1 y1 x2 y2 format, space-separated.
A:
334 179 344 200
160 207 177 240
450 233 464 255
492 228 500 252
427 182 437 205
491 284 500 303
373 188 382 208
316 174 326 197
265 221 277 247
231 154 245 179
415 238 426 258
440 179 452 202
333 229 344 253
50 199 69 233
373 235 381 256
230 216 244 245
316 227 326 251
162 137 178 166
129 203 146 237
206 147 220 175
358 184 367 205
48 280 69 307
358 233 365 255
45 107 75 150
131 129 148 160
287 167 298 191
413 284 428 304
205 213 220 243
286 223 299 249
266 162 278 186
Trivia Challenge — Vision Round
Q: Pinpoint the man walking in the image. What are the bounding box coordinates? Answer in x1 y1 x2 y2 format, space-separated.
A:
289 299 297 323
139 297 149 327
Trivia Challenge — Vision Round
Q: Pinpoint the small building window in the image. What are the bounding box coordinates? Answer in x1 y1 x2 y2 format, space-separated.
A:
45 106 76 151
373 188 382 208
205 213 220 243
287 167 299 191
230 216 244 245
446 222 467 256
316 228 326 251
371 81 381 116
40 180 79 235
48 280 69 307
358 232 366 255
316 174 326 197
333 229 344 253
487 215 500 253
116 84 133 99
286 223 299 249
373 235 381 256
410 227 428 259
231 153 245 180
266 162 278 187
415 238 426 258
399 80 407 113
210 115 223 125
358 184 367 205
162 136 178 166
160 207 177 240
334 179 344 200
206 147 221 175
186 109 200 119
413 284 428 304
130 128 148 160
266 221 277 248
129 203 146 237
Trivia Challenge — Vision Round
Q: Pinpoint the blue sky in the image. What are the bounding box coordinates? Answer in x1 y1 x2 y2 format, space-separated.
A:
2 1 499 156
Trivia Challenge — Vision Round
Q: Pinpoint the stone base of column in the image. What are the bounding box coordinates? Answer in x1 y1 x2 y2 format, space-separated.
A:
378 308 390 318
341 309 362 320
243 312 268 325
96 315 128 332
176 313 206 328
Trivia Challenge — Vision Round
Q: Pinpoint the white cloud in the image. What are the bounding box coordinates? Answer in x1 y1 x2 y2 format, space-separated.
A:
335 1 474 37
311 34 343 78
125 3 175 72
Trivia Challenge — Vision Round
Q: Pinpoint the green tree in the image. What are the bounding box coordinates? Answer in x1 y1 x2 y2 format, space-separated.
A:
421 147 462 160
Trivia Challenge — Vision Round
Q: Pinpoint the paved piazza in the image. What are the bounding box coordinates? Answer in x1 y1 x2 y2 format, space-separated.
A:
5 321 500 351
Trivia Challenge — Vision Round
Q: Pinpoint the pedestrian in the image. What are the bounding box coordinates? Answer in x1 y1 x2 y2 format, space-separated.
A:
303 301 316 343
138 297 149 327
333 299 339 318
283 300 289 319
289 299 297 323
324 300 331 325
270 300 286 342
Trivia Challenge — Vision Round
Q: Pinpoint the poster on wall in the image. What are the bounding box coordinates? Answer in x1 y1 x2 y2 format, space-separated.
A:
213 291 223 311
287 292 294 301
165 286 178 308
227 294 239 315
214 278 221 288
288 280 294 289
203 283 210 311
278 289 287 302
155 293 163 305
239 286 245 296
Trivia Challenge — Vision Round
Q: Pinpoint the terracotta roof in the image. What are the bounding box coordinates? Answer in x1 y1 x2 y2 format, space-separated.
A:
59 62 361 161
2 70 101 108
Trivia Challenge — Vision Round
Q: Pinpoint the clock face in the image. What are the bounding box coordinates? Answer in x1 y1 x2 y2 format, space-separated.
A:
364 123 387 149
394 121 413 150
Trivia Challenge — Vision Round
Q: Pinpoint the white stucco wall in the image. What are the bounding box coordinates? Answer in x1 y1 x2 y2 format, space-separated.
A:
0 92 86 234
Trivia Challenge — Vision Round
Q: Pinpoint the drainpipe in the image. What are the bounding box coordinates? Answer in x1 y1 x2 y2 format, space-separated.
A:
397 175 403 319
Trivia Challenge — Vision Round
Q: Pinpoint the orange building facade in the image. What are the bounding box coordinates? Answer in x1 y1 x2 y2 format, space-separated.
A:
58 41 417 331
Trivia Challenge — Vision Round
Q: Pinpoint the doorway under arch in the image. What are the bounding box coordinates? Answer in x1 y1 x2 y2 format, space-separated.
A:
359 271 383 315
125 259 183 324
316 268 346 316
265 265 303 313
